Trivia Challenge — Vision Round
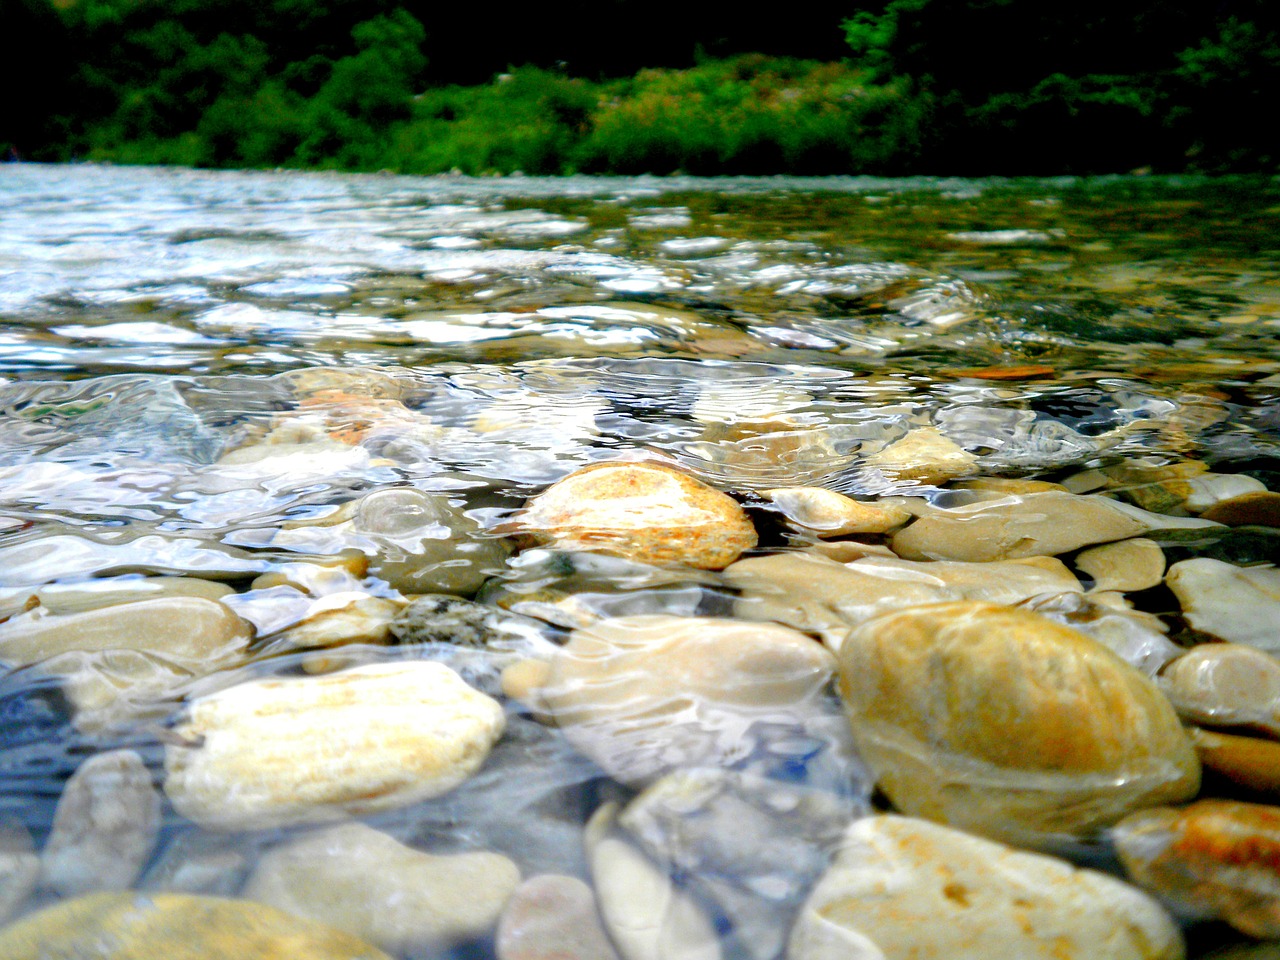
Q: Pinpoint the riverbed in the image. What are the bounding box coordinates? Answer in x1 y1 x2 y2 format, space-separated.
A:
1 163 1279 959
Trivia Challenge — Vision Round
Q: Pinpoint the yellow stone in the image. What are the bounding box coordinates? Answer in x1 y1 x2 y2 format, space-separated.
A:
514 461 757 570
762 487 910 536
863 427 977 485
1075 538 1166 592
837 601 1200 844
0 891 391 959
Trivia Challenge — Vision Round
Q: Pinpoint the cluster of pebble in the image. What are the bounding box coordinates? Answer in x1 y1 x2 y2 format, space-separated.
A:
2 371 1280 960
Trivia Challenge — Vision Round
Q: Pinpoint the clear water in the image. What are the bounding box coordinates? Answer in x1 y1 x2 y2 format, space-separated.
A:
2 163 1279 956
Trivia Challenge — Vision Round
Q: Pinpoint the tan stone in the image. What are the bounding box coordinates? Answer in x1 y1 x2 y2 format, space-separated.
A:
6 576 235 618
266 595 401 649
1160 644 1280 736
1191 728 1280 795
164 662 505 830
952 477 1067 495
0 891 392 959
837 602 1200 844
1201 491 1280 528
1075 538 1166 592
727 551 1080 648
514 462 757 570
762 487 910 536
791 815 1183 960
530 615 834 785
1167 558 1280 650
891 490 1218 562
1115 800 1280 938
0 596 252 670
863 426 977 485
245 823 520 954
45 648 196 733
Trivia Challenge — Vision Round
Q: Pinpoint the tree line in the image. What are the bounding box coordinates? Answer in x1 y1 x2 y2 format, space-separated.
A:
2 0 1276 174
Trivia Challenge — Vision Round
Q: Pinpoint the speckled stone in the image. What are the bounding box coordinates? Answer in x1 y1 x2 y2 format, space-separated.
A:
524 615 835 785
164 661 505 830
245 823 520 954
497 874 621 960
791 815 1183 960
41 749 161 896
0 892 392 959
1115 800 1280 938
513 461 757 570
837 602 1200 845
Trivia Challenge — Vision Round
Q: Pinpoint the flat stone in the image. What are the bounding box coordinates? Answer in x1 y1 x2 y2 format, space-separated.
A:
0 532 269 586
891 490 1219 562
0 596 252 670
790 815 1183 960
527 615 835 785
0 891 392 959
41 749 161 896
497 874 621 960
1160 644 1280 736
513 461 757 570
837 601 1200 844
1167 558 1280 650
586 803 721 960
862 426 978 486
762 487 910 537
1115 799 1280 938
0 576 234 620
1075 538 1166 592
0 821 37 925
245 822 520 954
727 551 1080 648
1201 491 1280 528
1191 728 1280 795
164 661 505 830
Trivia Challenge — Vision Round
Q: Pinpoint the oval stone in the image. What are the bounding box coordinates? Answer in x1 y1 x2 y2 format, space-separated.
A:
1115 800 1280 938
164 662 505 829
790 815 1183 960
0 891 392 959
513 461 757 570
837 601 1200 844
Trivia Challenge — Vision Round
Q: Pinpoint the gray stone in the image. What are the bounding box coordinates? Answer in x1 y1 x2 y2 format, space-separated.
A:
40 749 161 896
497 874 621 960
0 821 38 925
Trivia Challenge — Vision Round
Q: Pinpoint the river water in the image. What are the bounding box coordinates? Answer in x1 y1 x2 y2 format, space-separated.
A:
1 163 1279 957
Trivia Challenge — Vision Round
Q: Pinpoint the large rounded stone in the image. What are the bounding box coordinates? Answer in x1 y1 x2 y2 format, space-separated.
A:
1115 800 1280 938
164 661 505 830
837 602 1200 844
244 823 520 954
790 815 1183 960
526 615 835 785
513 462 757 570
0 891 392 959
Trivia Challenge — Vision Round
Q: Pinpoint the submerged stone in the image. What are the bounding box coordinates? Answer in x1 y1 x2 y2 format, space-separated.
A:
1167 558 1280 650
0 891 392 959
1074 538 1166 592
762 487 910 537
836 601 1200 844
1160 644 1280 737
1115 800 1280 938
244 822 520 954
791 815 1183 960
497 874 621 960
164 661 505 829
40 748 161 896
512 461 757 570
862 426 978 486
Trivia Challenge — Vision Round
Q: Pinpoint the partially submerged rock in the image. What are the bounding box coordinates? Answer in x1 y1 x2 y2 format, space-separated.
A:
791 815 1183 960
512 461 757 570
836 601 1200 844
164 662 505 830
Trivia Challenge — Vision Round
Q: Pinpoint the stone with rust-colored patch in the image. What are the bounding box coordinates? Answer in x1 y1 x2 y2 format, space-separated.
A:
514 462 757 570
790 815 1183 960
837 601 1200 845
1201 491 1280 528
0 891 392 959
1115 799 1280 938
